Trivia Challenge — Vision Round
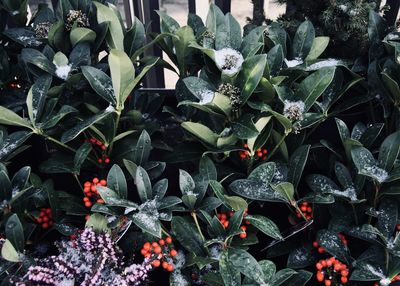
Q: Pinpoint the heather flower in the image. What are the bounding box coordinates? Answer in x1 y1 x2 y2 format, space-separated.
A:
34 22 52 39
283 100 305 121
14 228 150 286
65 10 90 31
217 83 241 108
214 48 244 76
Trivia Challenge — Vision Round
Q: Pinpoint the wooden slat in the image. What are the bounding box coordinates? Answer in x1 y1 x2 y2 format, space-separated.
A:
215 0 231 13
384 0 400 26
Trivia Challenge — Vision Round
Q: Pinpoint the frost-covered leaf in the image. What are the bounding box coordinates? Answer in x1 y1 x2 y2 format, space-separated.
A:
171 216 206 256
229 248 266 284
351 147 389 183
230 179 284 202
219 250 241 286
246 215 282 240
378 131 400 172
26 75 52 125
107 164 127 199
287 245 316 269
317 229 350 263
271 268 297 286
292 20 315 58
232 114 259 139
135 166 152 203
131 211 161 238
248 162 276 183
376 198 398 238
81 66 116 105
0 131 32 161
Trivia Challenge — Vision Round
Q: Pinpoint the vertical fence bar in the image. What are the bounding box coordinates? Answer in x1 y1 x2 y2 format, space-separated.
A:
188 0 196 14
123 0 133 28
215 0 231 13
133 0 165 88
384 0 400 26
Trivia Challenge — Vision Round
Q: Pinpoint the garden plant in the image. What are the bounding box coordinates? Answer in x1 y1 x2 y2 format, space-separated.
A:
1 0 400 285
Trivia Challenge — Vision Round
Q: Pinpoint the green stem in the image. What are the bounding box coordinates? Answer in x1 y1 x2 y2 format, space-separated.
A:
108 110 121 155
267 133 288 160
369 183 380 224
191 211 205 241
161 226 170 237
351 203 359 225
73 174 84 193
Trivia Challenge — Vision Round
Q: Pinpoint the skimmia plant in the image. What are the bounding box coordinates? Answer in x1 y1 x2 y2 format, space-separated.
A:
1 1 400 286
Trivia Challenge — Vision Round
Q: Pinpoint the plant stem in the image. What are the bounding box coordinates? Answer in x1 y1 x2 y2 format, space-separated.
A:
351 203 359 225
191 211 205 241
72 174 84 192
267 133 287 160
369 183 380 224
161 225 170 237
108 110 121 155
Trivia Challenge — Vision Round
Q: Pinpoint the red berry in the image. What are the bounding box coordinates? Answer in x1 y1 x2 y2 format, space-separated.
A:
239 232 247 239
105 158 110 164
152 260 161 267
170 249 177 257
154 246 162 254
42 223 49 229
316 271 324 282
325 280 331 286
166 237 172 244
341 276 348 284
167 264 174 272
140 249 148 256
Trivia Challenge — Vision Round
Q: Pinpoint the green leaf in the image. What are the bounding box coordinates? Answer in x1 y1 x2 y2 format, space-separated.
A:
124 17 145 58
73 142 92 173
237 54 267 104
283 270 313 286
215 13 242 50
292 20 315 58
378 131 400 171
1 239 22 262
368 11 387 43
0 106 32 130
171 216 206 256
199 156 217 182
230 179 284 202
5 214 24 253
85 213 109 232
41 105 77 130
173 26 196 76
179 169 195 195
81 66 116 105
107 164 127 199
224 195 248 211
377 198 398 238
229 248 266 284
272 182 294 203
61 108 113 143
246 214 282 240
121 57 158 102
248 162 276 183
267 44 284 76
94 2 124 50
287 145 310 189
21 48 55 75
26 74 52 125
108 49 135 108
287 246 316 269
0 131 32 161
220 250 241 286
70 27 96 46
206 4 225 34
317 229 350 263
232 114 259 139
131 211 161 238
133 130 151 166
294 67 336 112
226 209 244 235
305 37 329 61
11 166 30 194
135 166 152 203
272 268 297 285
351 147 388 183
181 122 218 147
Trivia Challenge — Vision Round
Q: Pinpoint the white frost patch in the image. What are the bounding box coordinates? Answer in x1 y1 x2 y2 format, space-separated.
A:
173 250 186 269
387 33 400 40
380 278 392 286
284 57 303 68
106 105 116 112
283 100 305 121
362 166 388 183
170 271 189 286
305 59 340 71
366 264 386 279
197 89 215 104
339 5 348 12
55 64 72 80
214 48 244 76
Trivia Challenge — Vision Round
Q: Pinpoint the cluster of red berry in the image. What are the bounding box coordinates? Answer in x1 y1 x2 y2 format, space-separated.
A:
313 233 348 254
239 144 268 160
296 201 313 220
82 178 106 208
140 237 176 272
86 137 110 164
396 224 400 231
35 208 53 229
374 275 400 286
316 257 349 285
217 210 251 239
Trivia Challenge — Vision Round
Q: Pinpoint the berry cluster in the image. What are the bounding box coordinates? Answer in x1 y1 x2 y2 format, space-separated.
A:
239 144 268 161
396 224 400 232
296 201 313 220
82 178 106 208
140 237 176 272
217 210 251 239
86 137 110 164
35 208 53 229
315 257 349 285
